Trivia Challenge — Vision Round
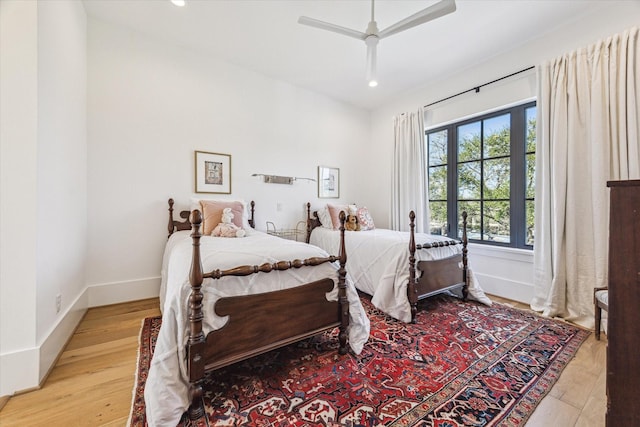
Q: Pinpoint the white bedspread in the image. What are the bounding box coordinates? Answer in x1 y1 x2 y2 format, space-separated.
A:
145 229 370 427
310 227 491 323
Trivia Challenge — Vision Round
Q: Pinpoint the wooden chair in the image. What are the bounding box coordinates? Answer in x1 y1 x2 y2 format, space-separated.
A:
594 287 609 340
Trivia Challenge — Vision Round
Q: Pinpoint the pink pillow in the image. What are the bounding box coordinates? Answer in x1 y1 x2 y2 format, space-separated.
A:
327 204 349 230
357 207 375 230
199 200 244 235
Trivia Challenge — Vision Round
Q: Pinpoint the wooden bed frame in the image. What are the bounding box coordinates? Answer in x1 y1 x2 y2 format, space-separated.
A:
408 210 468 323
167 199 350 419
305 203 468 323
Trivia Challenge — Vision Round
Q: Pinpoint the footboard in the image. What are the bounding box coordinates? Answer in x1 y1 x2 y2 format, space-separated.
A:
408 211 469 323
204 278 340 371
186 209 349 420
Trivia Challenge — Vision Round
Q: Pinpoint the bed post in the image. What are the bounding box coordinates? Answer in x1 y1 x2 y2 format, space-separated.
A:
305 202 323 243
461 211 469 301
168 198 175 238
408 211 418 324
187 210 206 420
306 202 312 244
337 211 349 355
249 200 256 228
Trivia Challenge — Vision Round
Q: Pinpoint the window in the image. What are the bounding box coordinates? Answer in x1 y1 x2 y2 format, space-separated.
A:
426 101 536 249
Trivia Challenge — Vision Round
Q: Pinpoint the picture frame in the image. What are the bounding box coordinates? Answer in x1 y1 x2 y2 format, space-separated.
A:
318 166 340 198
195 151 231 194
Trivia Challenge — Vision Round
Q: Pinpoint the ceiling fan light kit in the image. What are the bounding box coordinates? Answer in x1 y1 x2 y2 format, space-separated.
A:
298 0 456 87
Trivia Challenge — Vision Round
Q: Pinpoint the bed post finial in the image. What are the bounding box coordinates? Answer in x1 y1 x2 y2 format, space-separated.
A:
337 210 349 355
461 211 469 301
408 211 418 323
187 209 206 420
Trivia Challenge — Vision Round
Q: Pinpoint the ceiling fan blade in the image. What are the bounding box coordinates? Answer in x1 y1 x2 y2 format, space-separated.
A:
378 0 456 39
298 16 368 41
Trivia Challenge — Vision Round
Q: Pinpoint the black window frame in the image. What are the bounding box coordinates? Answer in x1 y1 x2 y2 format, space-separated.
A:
426 101 536 250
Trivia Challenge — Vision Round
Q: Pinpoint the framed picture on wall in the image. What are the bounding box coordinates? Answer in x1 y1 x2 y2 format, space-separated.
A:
195 151 231 194
318 166 339 198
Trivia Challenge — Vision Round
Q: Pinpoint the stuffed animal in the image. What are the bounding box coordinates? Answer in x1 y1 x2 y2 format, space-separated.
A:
211 207 246 238
344 214 361 231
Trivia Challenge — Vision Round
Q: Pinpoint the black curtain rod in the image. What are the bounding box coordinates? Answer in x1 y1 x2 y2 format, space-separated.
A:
423 66 535 108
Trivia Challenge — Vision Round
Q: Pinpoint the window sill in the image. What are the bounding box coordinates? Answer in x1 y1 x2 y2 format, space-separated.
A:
468 242 533 263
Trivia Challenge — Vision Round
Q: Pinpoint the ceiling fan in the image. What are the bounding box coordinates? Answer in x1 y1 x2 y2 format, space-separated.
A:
298 0 456 87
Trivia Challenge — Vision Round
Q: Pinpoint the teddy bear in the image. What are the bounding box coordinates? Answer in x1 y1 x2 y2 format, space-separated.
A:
344 214 361 231
211 207 246 238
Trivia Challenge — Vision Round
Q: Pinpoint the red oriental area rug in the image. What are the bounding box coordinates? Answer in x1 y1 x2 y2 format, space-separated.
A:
129 296 589 426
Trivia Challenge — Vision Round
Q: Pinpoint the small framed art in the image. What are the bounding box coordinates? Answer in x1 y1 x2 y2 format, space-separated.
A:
318 166 340 198
195 151 231 194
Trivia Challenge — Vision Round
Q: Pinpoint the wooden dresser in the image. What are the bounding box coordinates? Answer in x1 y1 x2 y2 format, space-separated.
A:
606 179 640 426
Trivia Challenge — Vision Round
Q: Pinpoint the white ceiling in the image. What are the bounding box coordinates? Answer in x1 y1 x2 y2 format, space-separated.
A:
82 0 611 110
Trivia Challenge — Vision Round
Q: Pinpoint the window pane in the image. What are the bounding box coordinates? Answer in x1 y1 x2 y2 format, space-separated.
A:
429 201 448 235
428 166 447 200
457 122 481 162
484 201 510 243
526 153 536 199
483 114 511 158
458 162 481 199
526 106 537 153
458 201 480 240
427 101 536 248
526 200 535 246
428 130 448 165
484 158 510 200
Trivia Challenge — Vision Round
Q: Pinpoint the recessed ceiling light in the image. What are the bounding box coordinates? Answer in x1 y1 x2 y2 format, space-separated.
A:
171 0 186 6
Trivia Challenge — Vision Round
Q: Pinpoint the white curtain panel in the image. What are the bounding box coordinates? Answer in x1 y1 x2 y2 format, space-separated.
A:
533 27 639 327
391 108 429 232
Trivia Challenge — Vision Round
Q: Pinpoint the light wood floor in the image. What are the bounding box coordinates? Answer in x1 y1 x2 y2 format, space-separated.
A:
0 298 161 427
0 295 606 426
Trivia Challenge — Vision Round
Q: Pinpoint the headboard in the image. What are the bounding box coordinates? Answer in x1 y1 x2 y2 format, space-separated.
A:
168 198 256 237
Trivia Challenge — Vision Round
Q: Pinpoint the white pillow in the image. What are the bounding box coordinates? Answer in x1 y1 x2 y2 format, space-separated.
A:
317 206 333 229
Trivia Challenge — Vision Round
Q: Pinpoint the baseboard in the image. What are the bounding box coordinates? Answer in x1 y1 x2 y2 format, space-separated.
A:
0 345 39 397
1 277 160 397
0 394 10 411
475 272 533 305
87 277 160 307
39 290 88 385
1 289 88 397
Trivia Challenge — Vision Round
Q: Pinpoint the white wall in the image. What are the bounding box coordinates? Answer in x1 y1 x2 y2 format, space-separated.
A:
86 18 371 303
368 2 640 303
36 0 88 382
0 0 40 397
0 0 88 397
